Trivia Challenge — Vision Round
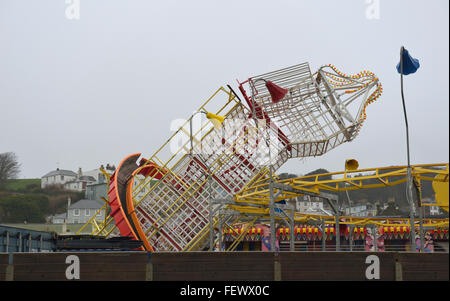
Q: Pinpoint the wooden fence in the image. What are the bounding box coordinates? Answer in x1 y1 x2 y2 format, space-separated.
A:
0 251 447 281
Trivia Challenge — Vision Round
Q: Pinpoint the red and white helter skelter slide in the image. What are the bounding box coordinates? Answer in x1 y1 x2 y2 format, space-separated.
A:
107 62 383 251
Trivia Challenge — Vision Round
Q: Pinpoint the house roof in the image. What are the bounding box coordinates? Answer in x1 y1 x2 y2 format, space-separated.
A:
69 199 104 210
52 213 67 219
64 176 97 185
42 169 77 178
79 176 96 182
87 182 107 187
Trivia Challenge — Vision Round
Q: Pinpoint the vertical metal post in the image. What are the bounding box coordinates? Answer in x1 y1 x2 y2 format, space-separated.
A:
407 170 416 252
218 213 223 251
267 116 276 253
418 206 425 252
28 234 32 252
208 171 214 251
269 175 276 252
189 115 194 154
415 178 425 252
335 211 340 251
6 231 9 253
18 232 22 252
373 225 378 252
289 210 295 251
321 219 326 252
345 190 352 215
349 225 354 252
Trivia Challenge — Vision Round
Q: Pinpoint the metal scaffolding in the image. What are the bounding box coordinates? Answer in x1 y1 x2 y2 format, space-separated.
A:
81 62 445 252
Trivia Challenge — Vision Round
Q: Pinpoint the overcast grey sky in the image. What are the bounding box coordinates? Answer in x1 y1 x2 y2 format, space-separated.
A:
0 0 448 178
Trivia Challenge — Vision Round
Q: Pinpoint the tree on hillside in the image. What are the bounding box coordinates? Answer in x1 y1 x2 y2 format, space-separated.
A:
377 200 405 216
0 194 49 223
305 168 332 180
0 152 21 188
278 173 298 180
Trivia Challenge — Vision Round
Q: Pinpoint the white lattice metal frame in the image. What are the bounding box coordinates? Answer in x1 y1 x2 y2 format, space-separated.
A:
122 62 382 251
241 63 382 158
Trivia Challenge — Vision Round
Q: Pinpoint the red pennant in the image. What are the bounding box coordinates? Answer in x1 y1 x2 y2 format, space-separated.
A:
266 81 288 103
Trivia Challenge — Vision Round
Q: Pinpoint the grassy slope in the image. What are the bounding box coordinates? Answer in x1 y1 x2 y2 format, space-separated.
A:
4 178 41 190
1 223 89 234
1 180 101 234
1 179 85 223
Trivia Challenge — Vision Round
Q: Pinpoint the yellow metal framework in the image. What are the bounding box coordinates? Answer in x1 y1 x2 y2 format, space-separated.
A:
79 162 449 246
236 163 449 205
231 163 448 226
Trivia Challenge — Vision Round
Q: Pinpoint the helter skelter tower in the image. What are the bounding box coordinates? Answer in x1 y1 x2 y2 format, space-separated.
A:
107 62 383 251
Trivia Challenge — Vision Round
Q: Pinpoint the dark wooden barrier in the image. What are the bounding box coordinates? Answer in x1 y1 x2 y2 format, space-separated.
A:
394 253 449 281
151 252 274 281
278 252 396 281
12 252 148 281
0 254 9 281
0 251 448 281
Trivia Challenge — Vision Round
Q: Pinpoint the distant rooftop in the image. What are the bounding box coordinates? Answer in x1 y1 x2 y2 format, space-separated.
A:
42 169 77 178
65 176 96 184
79 176 96 182
69 199 104 210
87 181 108 187
52 213 67 219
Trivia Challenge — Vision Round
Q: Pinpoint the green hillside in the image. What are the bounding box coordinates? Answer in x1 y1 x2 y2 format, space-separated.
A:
4 178 41 191
0 179 84 223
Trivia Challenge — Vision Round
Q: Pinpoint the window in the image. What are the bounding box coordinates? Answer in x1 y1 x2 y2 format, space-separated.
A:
85 209 90 216
73 209 80 216
61 175 64 181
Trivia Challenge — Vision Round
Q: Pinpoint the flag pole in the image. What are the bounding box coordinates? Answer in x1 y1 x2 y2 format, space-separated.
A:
400 46 416 252
400 47 411 167
400 46 424 252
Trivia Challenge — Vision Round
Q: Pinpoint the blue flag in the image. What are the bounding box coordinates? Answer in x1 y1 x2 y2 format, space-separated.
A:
397 48 420 75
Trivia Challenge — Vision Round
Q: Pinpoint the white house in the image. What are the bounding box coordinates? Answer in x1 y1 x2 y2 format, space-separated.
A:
81 164 115 184
296 195 332 215
429 206 441 215
82 168 106 183
67 199 105 224
42 165 115 192
344 203 376 217
49 213 67 224
64 175 96 192
41 168 77 189
422 197 442 216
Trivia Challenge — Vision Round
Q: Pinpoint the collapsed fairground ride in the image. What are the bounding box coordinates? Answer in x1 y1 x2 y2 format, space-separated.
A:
77 62 449 252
